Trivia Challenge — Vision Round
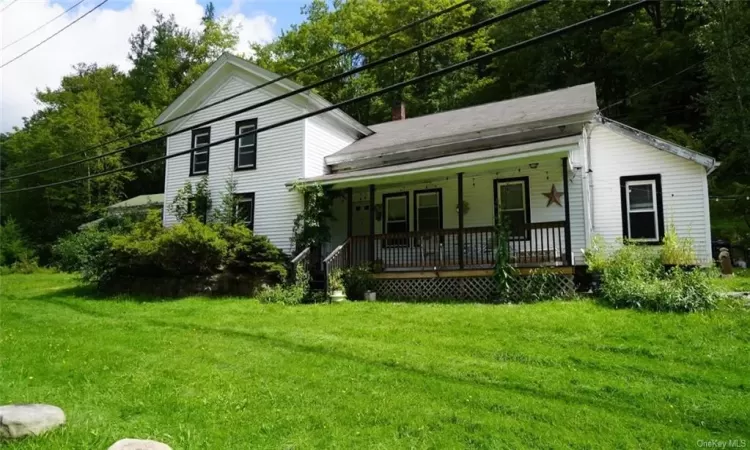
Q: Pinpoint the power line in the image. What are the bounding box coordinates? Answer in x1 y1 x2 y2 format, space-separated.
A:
1 0 647 195
4 0 478 174
2 0 86 50
2 0 549 182
0 0 18 13
0 0 108 69
601 35 750 113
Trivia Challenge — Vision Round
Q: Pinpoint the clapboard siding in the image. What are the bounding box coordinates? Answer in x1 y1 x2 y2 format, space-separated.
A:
305 117 357 178
163 75 304 253
589 125 712 263
328 153 578 262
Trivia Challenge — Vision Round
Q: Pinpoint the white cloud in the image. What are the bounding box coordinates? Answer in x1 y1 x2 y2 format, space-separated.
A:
0 0 276 131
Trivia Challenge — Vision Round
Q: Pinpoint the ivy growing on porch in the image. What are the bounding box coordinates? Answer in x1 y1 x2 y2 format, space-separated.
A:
291 182 336 251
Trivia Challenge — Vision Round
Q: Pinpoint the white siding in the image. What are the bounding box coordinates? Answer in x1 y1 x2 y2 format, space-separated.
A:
328 154 577 264
163 75 304 253
304 117 357 178
588 125 712 263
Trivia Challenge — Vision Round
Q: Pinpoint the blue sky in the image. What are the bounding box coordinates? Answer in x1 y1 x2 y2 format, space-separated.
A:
1 0 311 130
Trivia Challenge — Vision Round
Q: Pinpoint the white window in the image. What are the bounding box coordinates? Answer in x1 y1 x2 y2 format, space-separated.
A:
415 190 441 232
191 129 210 175
384 193 408 247
625 179 659 241
235 119 257 170
235 193 255 230
496 179 528 239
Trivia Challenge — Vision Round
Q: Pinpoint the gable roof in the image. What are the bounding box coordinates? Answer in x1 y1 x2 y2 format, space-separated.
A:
596 115 718 173
155 53 371 137
326 83 598 170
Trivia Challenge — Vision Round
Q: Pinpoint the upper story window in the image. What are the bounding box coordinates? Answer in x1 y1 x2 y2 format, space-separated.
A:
621 174 664 242
495 177 530 239
235 119 257 170
190 128 210 176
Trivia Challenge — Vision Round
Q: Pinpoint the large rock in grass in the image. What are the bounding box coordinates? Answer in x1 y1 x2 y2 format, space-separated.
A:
0 404 66 438
108 439 173 450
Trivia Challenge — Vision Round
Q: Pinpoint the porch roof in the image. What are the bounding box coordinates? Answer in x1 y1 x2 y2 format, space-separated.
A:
291 136 578 187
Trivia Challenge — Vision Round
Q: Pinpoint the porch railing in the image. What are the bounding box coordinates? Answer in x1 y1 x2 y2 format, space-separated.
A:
346 221 568 271
322 239 350 294
290 246 311 281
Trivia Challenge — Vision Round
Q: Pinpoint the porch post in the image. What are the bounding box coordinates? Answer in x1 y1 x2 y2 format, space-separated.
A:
346 187 353 239
562 157 572 265
347 187 353 266
369 184 375 263
457 172 465 269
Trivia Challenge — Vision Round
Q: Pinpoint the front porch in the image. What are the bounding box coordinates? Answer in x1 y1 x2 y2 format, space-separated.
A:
321 150 575 278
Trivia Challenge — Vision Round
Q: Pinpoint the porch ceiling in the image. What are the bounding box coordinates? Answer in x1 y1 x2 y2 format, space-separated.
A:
291 136 578 189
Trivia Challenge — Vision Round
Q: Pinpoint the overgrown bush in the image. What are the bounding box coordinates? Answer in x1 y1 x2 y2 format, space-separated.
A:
218 224 287 283
341 265 374 300
0 218 35 267
257 263 309 305
53 228 112 273
660 223 697 265
157 217 227 276
512 269 574 303
73 210 289 296
596 242 718 312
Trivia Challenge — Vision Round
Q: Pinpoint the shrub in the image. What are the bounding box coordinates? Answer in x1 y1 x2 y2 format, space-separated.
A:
582 235 609 273
218 224 287 283
512 269 573 303
341 265 374 300
660 223 697 265
53 228 111 273
257 263 309 305
156 217 227 277
0 218 34 266
598 243 718 313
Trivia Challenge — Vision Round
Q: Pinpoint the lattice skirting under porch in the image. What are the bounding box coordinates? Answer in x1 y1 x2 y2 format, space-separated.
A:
373 275 574 302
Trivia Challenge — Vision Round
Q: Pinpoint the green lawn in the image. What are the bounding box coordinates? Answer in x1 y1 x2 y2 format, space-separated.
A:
1 274 749 449
714 268 750 292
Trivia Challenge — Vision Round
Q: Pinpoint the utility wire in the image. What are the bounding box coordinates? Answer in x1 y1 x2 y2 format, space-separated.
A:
2 0 86 50
0 0 108 69
2 0 549 182
4 0 478 174
0 0 18 13
1 0 647 195
601 35 750 113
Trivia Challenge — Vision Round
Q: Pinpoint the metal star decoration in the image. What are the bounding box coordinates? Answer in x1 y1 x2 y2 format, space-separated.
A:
542 184 563 207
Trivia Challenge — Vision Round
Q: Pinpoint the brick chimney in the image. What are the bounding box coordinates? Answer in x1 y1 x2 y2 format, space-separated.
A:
391 101 406 121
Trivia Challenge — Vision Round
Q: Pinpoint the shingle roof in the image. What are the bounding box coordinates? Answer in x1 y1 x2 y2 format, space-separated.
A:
107 194 164 210
326 83 598 168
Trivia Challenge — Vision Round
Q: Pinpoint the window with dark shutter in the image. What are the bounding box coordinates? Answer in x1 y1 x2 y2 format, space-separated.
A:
620 175 664 242
190 128 210 176
235 119 257 170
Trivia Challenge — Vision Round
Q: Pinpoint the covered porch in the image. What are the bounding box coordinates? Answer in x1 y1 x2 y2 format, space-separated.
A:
316 138 578 276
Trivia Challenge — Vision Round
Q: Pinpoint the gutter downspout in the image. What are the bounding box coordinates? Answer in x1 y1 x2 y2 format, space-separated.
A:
583 122 594 246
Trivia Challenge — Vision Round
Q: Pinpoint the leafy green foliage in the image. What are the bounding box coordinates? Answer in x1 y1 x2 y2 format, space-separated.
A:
170 177 211 223
156 217 227 277
493 220 516 300
217 223 287 283
327 268 344 292
53 228 112 273
212 177 244 225
598 243 718 313
660 223 697 265
512 269 574 304
341 265 375 300
291 182 335 251
0 218 34 266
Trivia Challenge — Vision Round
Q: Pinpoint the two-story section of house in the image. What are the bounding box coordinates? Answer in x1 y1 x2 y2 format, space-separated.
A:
156 53 369 252
158 53 717 297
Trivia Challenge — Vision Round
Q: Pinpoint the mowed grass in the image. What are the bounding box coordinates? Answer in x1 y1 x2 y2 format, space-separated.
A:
1 274 749 449
714 268 750 292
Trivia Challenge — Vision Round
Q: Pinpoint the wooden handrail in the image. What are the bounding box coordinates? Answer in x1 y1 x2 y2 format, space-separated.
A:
291 247 311 264
323 239 350 263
